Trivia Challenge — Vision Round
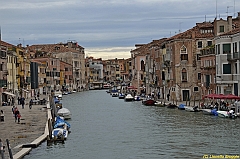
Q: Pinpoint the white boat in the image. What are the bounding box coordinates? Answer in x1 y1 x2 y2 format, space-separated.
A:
217 111 229 118
57 108 72 119
154 101 165 107
54 90 63 99
124 94 134 101
112 92 118 97
201 109 212 115
52 128 68 139
185 106 199 112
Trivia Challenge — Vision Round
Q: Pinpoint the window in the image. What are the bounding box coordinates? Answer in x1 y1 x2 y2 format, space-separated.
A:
193 87 199 92
198 41 202 48
219 26 224 32
182 68 187 82
196 54 200 60
207 41 212 46
198 73 201 80
180 46 188 61
223 43 231 54
223 64 231 74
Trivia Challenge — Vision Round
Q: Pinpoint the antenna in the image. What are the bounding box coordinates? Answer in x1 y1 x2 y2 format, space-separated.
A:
226 6 233 16
216 0 218 19
234 0 235 17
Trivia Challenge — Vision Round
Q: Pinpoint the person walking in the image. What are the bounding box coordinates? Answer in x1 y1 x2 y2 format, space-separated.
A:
0 139 5 159
17 113 21 123
21 97 25 109
14 108 19 123
29 99 33 109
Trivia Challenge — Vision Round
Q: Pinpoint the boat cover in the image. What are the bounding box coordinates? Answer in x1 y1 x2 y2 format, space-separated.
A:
211 109 218 116
178 104 185 109
54 116 71 129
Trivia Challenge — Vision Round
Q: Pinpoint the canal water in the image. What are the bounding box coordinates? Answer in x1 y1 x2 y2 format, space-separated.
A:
24 90 240 159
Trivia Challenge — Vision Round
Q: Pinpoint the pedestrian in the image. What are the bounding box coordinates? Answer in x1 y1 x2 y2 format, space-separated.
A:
14 108 19 122
0 110 4 122
17 96 20 105
8 98 11 106
21 97 25 109
17 113 21 123
29 99 33 109
0 139 5 159
167 93 170 101
11 96 15 106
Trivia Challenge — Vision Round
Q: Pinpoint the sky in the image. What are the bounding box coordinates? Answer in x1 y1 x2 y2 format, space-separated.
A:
0 0 239 59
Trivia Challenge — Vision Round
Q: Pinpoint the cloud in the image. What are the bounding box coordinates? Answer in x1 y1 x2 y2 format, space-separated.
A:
0 0 239 59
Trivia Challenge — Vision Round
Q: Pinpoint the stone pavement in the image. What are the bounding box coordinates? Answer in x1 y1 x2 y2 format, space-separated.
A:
0 94 48 158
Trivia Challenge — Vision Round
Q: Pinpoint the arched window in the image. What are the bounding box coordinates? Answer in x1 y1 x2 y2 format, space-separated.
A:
141 60 145 71
182 68 187 82
180 45 188 61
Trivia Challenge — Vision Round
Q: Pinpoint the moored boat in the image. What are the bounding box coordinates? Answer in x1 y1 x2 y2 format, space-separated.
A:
166 103 178 109
124 94 134 102
142 99 155 106
154 101 165 107
57 108 72 119
118 93 125 99
185 106 199 112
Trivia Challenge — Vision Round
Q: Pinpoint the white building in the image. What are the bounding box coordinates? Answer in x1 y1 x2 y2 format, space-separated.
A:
215 28 240 95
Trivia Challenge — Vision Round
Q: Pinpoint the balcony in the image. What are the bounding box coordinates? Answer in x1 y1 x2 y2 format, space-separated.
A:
200 48 215 56
227 52 240 61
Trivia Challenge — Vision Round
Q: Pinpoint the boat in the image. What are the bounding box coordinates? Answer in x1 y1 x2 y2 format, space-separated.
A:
54 116 71 130
142 99 155 106
154 101 165 107
185 106 199 112
52 128 68 139
124 94 134 101
112 92 118 97
217 111 229 118
54 90 63 99
134 95 141 101
166 103 178 109
63 92 68 95
201 109 212 115
178 104 185 110
52 116 71 140
57 108 72 119
118 93 125 99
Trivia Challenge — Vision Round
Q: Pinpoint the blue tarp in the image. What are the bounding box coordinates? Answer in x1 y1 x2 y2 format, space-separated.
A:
178 104 185 109
211 109 218 116
54 116 71 129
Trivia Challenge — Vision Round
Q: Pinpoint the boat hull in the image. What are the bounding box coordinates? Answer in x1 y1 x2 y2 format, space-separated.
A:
142 99 155 106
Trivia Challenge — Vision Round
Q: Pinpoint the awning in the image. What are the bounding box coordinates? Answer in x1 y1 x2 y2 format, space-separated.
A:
3 92 16 97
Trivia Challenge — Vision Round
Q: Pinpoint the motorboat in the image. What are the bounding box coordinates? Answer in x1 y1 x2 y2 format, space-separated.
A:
124 94 134 102
134 95 141 101
52 116 71 140
217 111 229 118
166 103 178 109
63 92 68 95
185 106 199 112
57 108 72 120
54 90 63 99
112 92 118 97
154 101 165 107
54 116 71 130
118 93 125 99
142 99 155 106
52 128 68 140
178 104 185 110
201 109 212 115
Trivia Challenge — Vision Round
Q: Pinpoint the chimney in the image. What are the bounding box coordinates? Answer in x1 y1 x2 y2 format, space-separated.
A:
227 16 232 31
238 12 240 18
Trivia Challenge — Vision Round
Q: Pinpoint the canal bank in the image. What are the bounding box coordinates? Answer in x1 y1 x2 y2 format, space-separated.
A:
0 94 51 159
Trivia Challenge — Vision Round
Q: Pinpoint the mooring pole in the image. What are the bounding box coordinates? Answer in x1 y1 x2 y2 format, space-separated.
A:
6 139 13 159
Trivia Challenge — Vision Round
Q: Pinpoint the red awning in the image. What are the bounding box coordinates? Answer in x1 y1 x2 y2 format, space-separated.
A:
205 93 240 99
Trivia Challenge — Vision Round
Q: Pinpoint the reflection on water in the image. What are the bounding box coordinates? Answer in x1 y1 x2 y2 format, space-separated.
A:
24 90 240 159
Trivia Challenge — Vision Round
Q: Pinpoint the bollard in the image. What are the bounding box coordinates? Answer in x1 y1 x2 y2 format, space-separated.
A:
6 139 13 159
